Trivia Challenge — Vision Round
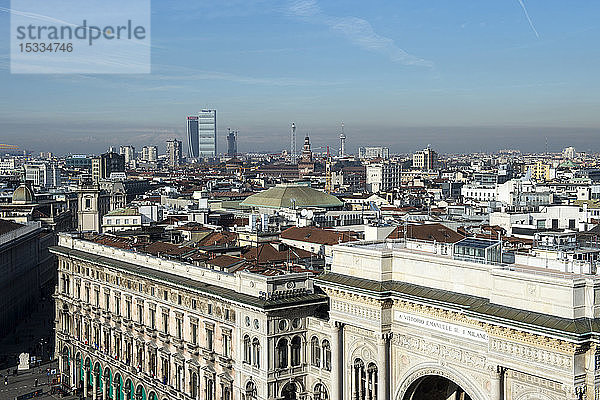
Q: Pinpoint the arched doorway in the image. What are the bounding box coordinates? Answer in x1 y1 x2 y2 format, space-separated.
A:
282 383 297 400
404 376 472 400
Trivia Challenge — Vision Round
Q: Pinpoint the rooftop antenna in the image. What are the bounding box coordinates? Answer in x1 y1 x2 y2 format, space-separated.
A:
290 123 297 164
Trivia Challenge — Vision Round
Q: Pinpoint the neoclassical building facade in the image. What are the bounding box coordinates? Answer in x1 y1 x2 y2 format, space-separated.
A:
53 234 600 400
52 234 328 400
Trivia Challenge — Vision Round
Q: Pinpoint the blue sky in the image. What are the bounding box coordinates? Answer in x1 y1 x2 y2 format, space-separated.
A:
0 0 599 155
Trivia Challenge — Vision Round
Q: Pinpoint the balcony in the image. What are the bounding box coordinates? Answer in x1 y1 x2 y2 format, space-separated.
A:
201 348 215 362
218 355 233 369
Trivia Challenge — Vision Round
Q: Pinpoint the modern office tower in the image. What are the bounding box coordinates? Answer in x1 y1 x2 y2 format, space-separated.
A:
358 146 390 159
186 116 199 158
339 122 346 157
198 109 217 157
166 139 182 167
412 147 438 170
226 128 237 157
142 146 158 162
92 152 125 183
24 162 62 188
119 146 136 167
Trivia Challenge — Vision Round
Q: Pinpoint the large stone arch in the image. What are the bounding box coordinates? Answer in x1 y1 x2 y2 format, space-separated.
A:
394 363 486 400
513 391 554 400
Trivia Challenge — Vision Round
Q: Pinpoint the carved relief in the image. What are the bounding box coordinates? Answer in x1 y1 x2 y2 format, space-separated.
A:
393 333 490 372
506 370 566 400
490 338 572 369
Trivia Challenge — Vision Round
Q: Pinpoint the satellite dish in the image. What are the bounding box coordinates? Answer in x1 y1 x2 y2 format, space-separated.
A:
301 209 308 217
306 210 314 219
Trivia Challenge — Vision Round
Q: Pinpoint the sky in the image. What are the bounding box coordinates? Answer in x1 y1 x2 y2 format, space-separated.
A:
0 0 599 155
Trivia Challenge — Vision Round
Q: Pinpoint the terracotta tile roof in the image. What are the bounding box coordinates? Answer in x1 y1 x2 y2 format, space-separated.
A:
197 231 238 247
144 241 194 256
280 226 356 245
241 243 313 264
387 223 464 243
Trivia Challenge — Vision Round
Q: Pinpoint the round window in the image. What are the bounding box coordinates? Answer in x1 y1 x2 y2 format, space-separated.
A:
278 319 288 332
291 318 301 329
245 316 250 327
254 319 260 329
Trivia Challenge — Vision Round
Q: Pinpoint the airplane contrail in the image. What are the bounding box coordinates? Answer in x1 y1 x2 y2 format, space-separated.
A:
516 0 539 38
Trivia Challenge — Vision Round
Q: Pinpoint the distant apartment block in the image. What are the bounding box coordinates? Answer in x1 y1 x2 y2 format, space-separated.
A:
358 146 389 159
166 139 183 167
412 147 438 170
142 146 158 162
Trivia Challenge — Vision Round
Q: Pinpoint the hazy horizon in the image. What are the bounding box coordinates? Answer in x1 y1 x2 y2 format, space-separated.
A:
1 0 599 155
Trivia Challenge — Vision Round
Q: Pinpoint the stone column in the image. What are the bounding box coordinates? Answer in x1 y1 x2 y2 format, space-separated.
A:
330 322 343 400
102 377 108 400
92 372 97 400
83 369 89 398
377 334 390 400
490 367 504 400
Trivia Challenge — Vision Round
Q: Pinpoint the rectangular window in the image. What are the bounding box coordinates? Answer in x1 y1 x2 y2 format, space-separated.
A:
126 299 131 320
206 326 213 351
176 318 182 339
191 299 197 309
149 309 156 330
115 296 121 316
104 293 110 311
137 304 143 324
162 312 169 334
191 322 198 345
222 332 231 357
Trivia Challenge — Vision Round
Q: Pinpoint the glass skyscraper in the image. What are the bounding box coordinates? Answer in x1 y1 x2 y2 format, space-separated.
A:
198 109 217 157
186 116 199 158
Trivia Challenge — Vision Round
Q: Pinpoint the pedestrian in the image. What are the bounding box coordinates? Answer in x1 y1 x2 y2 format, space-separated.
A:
35 378 38 387
4 376 7 385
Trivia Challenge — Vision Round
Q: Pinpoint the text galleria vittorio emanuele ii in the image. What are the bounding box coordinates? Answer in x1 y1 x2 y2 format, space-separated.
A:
53 233 598 400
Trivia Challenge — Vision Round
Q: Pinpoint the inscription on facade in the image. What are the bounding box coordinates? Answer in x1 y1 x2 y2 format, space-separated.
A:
394 311 488 343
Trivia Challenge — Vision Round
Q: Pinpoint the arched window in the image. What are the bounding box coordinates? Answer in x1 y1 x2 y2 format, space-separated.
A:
277 338 288 369
311 337 320 367
245 381 256 400
243 335 251 364
290 336 302 367
314 383 329 400
367 363 378 400
322 340 331 371
353 359 366 400
252 338 261 368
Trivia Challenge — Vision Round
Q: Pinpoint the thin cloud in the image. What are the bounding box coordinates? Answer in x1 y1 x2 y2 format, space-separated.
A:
516 0 539 38
287 0 432 67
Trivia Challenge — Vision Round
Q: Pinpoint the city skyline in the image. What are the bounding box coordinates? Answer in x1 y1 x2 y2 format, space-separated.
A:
1 1 599 154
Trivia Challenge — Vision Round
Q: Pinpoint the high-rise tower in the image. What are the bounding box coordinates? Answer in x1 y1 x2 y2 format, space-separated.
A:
339 122 346 157
186 116 199 158
290 122 297 164
227 128 237 157
198 109 217 157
